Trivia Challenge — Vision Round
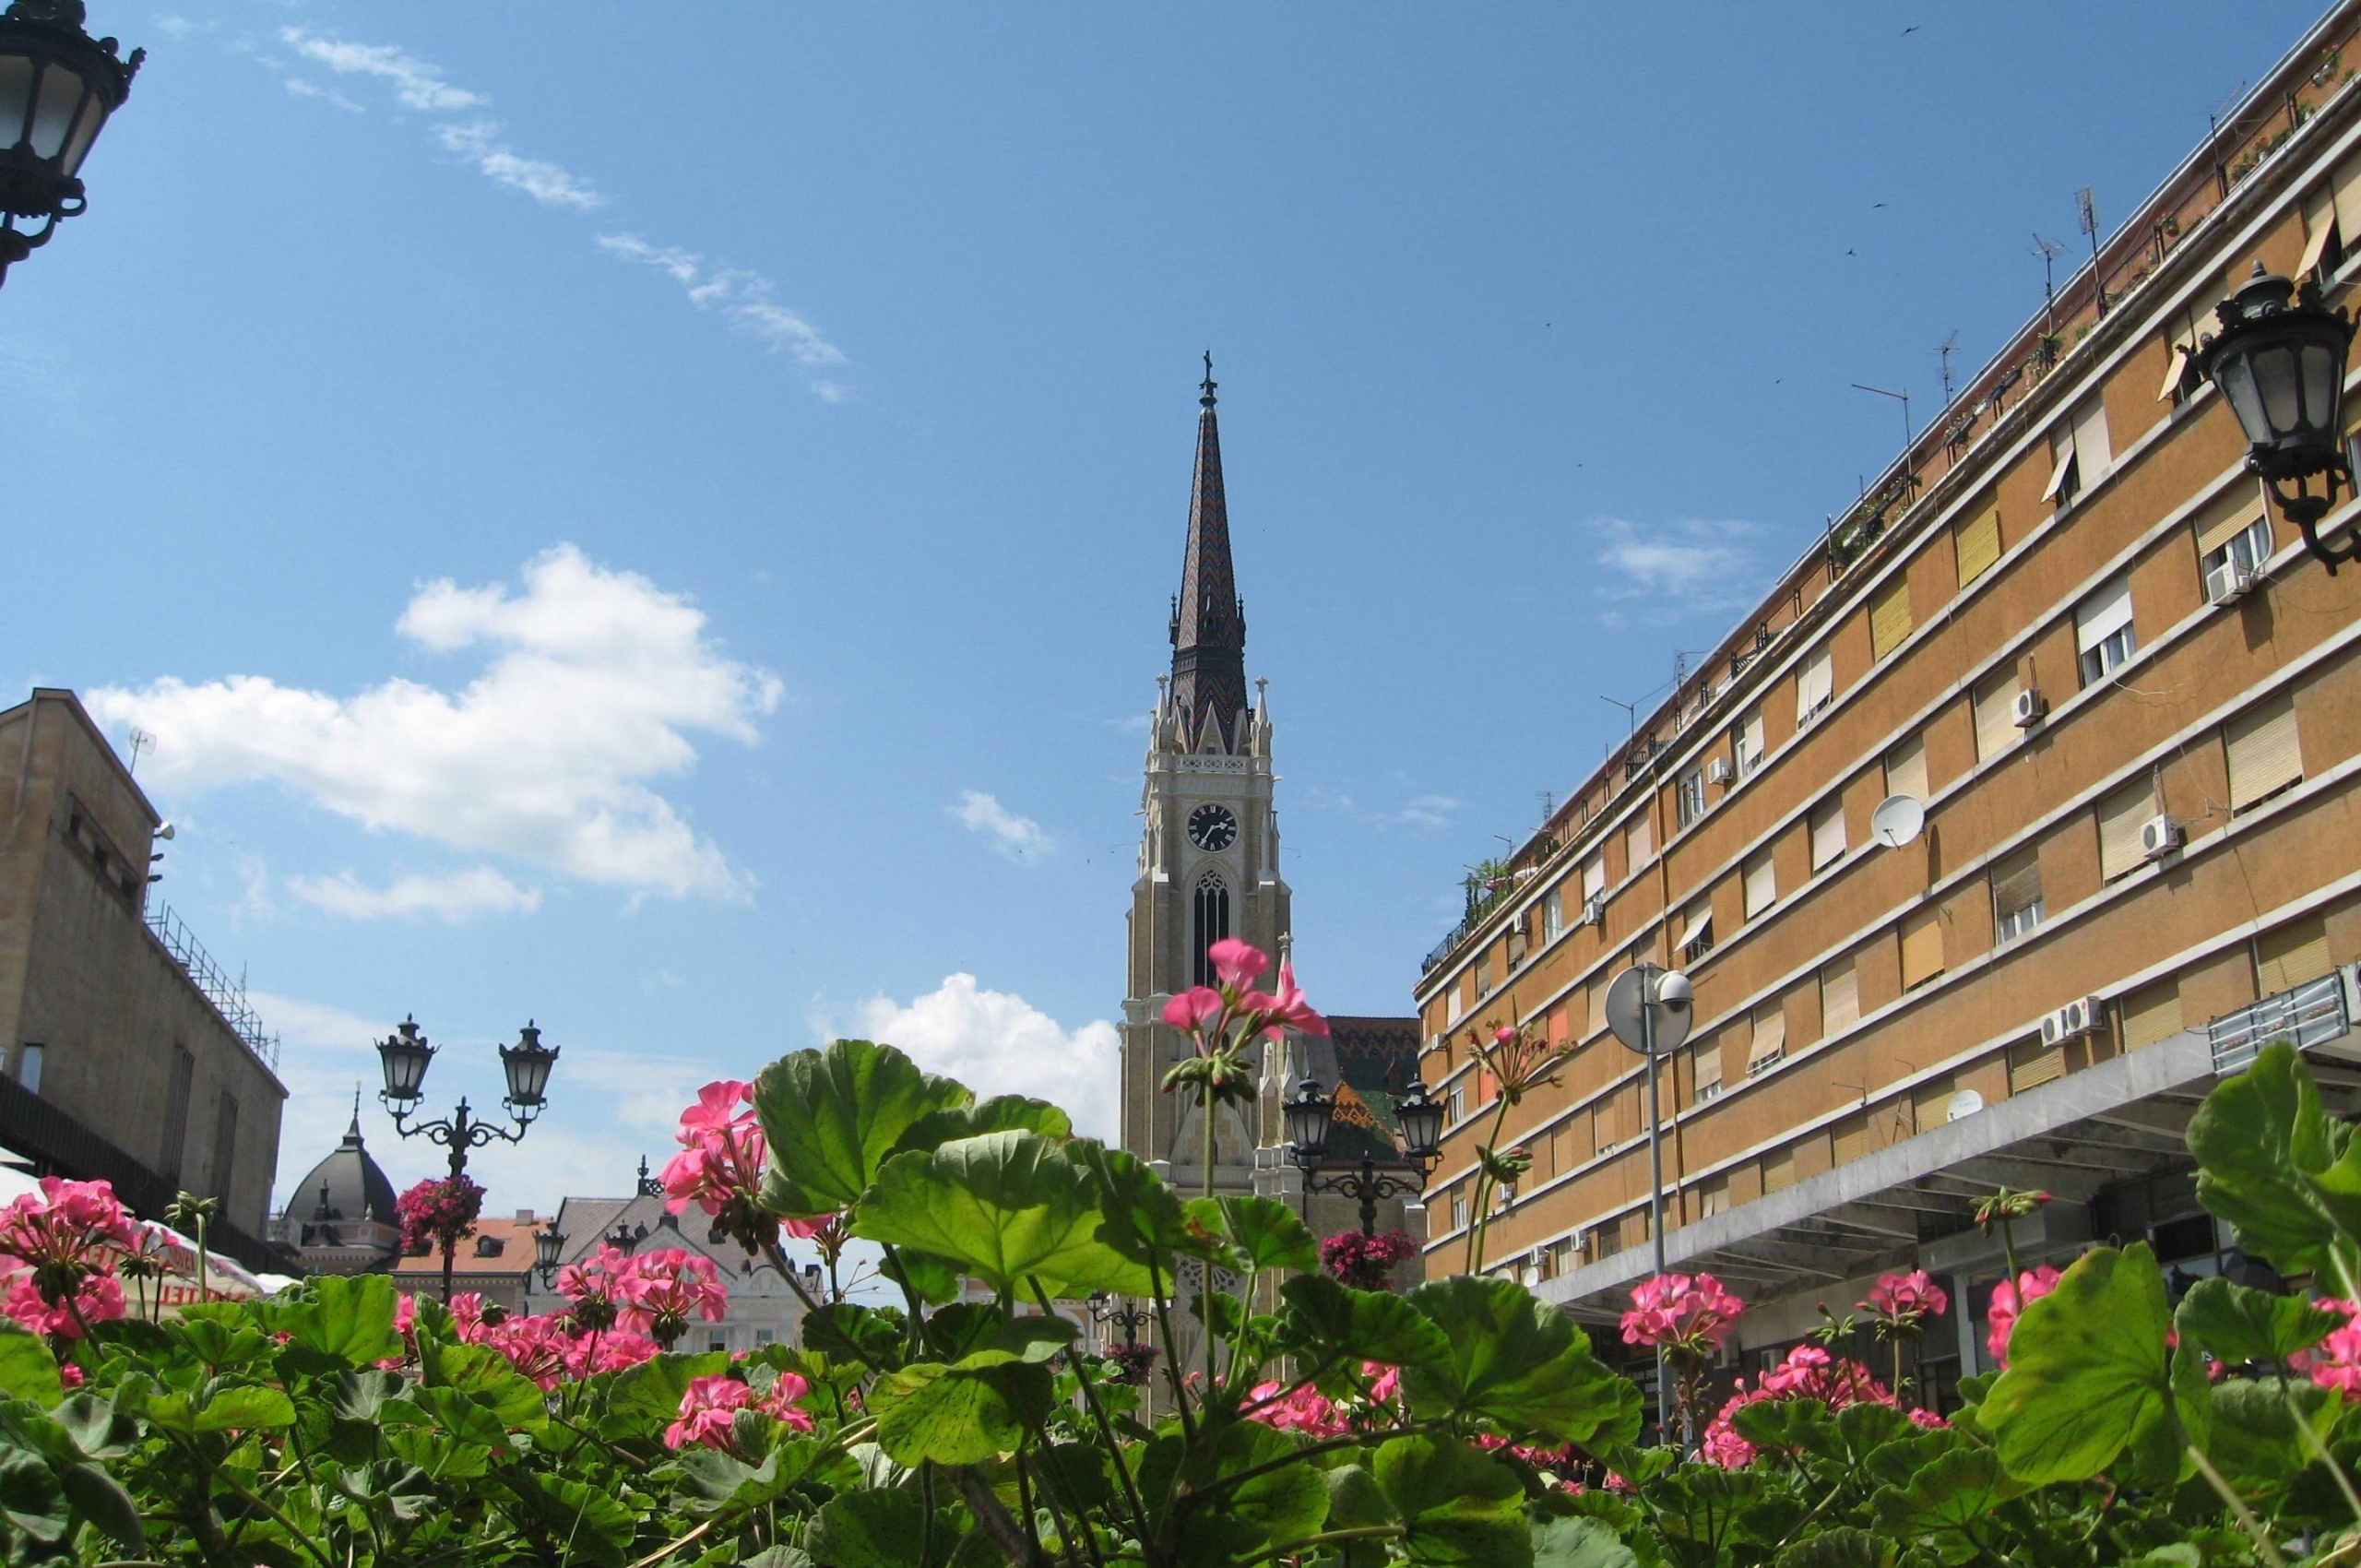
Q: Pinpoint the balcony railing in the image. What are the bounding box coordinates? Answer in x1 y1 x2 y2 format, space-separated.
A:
144 903 280 1072
2209 970 2354 1075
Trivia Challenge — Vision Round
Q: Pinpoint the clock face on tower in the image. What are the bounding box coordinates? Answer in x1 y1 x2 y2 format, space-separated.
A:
1187 803 1239 851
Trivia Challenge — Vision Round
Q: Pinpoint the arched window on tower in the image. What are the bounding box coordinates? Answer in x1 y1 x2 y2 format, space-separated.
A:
1192 871 1230 988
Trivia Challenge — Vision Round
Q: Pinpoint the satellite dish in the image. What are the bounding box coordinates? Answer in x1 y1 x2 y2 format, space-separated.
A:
1871 794 1927 849
1945 1089 1985 1123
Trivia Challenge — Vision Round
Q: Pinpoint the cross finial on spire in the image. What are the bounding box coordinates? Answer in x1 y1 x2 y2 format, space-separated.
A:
1200 350 1216 409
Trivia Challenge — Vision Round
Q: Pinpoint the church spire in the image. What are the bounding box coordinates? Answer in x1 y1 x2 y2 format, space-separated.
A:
1169 352 1249 751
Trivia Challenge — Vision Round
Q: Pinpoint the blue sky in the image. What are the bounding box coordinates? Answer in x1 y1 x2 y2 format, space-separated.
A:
0 1 2320 1221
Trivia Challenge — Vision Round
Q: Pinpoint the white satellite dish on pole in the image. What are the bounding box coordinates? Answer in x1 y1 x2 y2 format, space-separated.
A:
1870 794 1927 849
1946 1088 1985 1123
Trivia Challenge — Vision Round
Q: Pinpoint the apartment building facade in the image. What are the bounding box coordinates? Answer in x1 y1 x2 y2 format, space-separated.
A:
1413 2 2361 1400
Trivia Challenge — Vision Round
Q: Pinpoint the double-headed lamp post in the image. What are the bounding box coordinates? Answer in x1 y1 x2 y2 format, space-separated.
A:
2199 262 2360 572
1086 1289 1153 1347
375 1015 560 1302
0 1 141 288
1282 1077 1447 1237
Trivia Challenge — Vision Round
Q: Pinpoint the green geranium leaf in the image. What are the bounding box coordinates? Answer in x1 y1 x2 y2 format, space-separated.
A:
1277 1274 1450 1369
193 1384 296 1432
868 1356 1049 1467
57 1459 142 1550
0 1325 62 1408
1773 1526 1882 1568
0 1450 66 1542
803 1304 908 1372
2175 1277 2342 1364
852 1130 1151 1297
1403 1276 1642 1444
899 1095 1072 1156
1372 1434 1530 1567
1981 1243 2176 1484
2189 1042 2342 1277
276 1273 404 1368
1183 1194 1318 1275
878 1247 964 1307
756 1039 972 1218
1873 1445 2025 1539
49 1391 136 1461
808 1486 929 1568
1532 1516 1637 1568
1072 1139 1192 1275
2207 1376 2333 1491
607 1350 732 1422
426 1342 549 1431
516 1473 635 1568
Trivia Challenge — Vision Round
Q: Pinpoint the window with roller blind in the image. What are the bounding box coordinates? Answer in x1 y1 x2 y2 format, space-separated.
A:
2043 396 2112 510
1746 998 1787 1077
1743 851 1777 919
2119 978 2183 1051
1833 1111 1871 1166
1690 1039 1723 1105
2193 484 2273 592
2011 1036 2065 1093
1796 646 1834 727
2095 776 2161 882
1991 846 2046 944
1679 901 1714 964
2257 916 2333 996
2157 301 2209 404
1884 733 1929 802
1900 908 1944 991
1677 768 1706 827
1809 798 1846 872
1626 813 1655 870
1869 576 1914 661
2225 695 2303 812
1821 957 1860 1034
1543 886 1564 942
1762 1146 1796 1194
1698 1175 1729 1218
1582 852 1607 907
1733 707 1766 779
2075 576 2138 685
1973 669 2023 762
1954 505 2002 585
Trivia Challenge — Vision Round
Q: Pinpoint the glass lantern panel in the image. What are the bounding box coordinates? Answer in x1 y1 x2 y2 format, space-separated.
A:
2256 343 2302 439
0 56 32 149
2216 353 2268 446
58 92 104 176
2301 341 2343 434
27 61 84 159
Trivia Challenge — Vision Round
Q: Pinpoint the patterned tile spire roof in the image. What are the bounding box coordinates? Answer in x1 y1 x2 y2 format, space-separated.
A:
1169 353 1249 751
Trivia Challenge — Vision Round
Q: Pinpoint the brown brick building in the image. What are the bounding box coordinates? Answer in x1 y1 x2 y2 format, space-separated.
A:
1413 3 2361 1400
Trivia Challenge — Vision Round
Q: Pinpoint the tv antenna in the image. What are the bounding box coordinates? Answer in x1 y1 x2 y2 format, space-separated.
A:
126 727 154 776
2030 232 2065 335
2074 186 2100 259
1851 381 1912 445
1597 695 1638 733
1934 331 1959 407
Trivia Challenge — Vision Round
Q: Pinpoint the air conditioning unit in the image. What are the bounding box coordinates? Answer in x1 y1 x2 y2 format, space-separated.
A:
2011 689 2048 729
1580 894 1607 927
2205 559 2260 606
2139 814 2183 860
2039 995 2100 1047
1706 756 1734 786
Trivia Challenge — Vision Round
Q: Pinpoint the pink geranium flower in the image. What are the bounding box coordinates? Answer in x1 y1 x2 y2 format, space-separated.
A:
1619 1272 1743 1359
1161 987 1223 1033
678 1081 755 1134
3 1271 122 1338
1867 1268 1949 1320
759 1371 817 1433
1206 938 1268 990
1986 1266 2062 1369
665 1374 753 1452
617 1249 729 1348
1261 961 1330 1039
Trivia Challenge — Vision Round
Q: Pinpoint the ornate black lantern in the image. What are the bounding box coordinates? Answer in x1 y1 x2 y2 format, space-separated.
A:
499 1021 559 1120
1282 1075 1333 1168
2200 262 2361 571
0 1 140 286
1393 1081 1446 1164
375 1016 436 1103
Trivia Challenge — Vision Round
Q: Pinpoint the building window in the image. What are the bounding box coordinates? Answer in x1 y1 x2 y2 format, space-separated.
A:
1679 902 1713 964
708 1333 728 1354
2095 777 2161 882
1582 852 1607 906
160 1045 195 1184
2120 978 2184 1051
1742 852 1777 920
1762 1146 1796 1194
1690 1040 1722 1106
2257 916 2334 996
1991 846 2046 944
1809 799 1846 872
1900 908 1944 991
1698 1176 1729 1218
14 1044 41 1096
2075 576 2138 685
1955 504 2002 585
1446 980 1465 1026
1869 576 1914 661
1543 888 1564 943
1883 733 1928 802
474 1235 505 1258
1190 872 1230 988
2195 486 2272 597
2044 396 2112 510
1745 1001 1786 1078
1475 958 1494 998
1821 958 1859 1034
2225 695 2303 812
1796 646 1834 728
1447 1083 1466 1124
1972 668 2023 762
1734 708 1766 778
1625 814 1655 870
755 1328 776 1346
1451 1192 1470 1231
1677 769 1706 827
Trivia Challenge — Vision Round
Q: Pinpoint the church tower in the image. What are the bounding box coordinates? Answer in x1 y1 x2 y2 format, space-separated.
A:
1119 361 1293 1193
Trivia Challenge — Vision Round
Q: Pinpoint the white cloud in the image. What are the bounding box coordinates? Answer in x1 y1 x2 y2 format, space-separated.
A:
435 120 605 212
1589 517 1766 622
283 79 365 113
279 30 484 113
1397 794 1459 829
599 232 848 390
287 866 541 921
952 790 1048 861
844 976 1119 1140
89 545 779 901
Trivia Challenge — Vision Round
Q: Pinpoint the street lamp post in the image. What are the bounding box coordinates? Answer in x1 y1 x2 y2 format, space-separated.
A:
2198 262 2360 572
1605 963 1695 1446
0 0 141 287
375 1016 560 1303
1282 1078 1447 1236
533 1219 566 1290
1086 1289 1153 1347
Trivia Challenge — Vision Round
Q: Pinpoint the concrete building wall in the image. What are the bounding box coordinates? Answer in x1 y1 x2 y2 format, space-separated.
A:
1409 0 2361 1348
0 692 285 1242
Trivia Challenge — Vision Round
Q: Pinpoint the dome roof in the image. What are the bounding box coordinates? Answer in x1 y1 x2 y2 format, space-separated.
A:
283 1107 397 1226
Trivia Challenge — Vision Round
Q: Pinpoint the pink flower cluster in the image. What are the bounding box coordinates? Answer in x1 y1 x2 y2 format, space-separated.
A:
442 1290 661 1389
1319 1229 1418 1292
395 1175 484 1257
2290 1298 2361 1395
1160 940 1329 1044
663 1371 816 1452
1985 1266 2061 1370
1699 1345 1938 1468
1866 1269 1948 1322
0 1177 139 1339
554 1243 729 1349
1619 1273 1744 1360
1243 1361 1402 1438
